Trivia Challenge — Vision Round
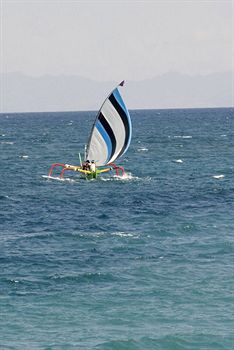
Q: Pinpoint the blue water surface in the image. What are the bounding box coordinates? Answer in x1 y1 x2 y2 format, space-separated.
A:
0 108 234 350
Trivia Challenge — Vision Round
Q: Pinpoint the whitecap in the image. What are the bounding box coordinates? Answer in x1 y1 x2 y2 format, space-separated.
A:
1 141 14 145
213 175 225 179
19 155 29 159
174 135 192 139
76 231 105 238
42 175 75 182
174 159 183 163
138 147 148 152
101 172 138 181
111 232 135 237
115 173 139 181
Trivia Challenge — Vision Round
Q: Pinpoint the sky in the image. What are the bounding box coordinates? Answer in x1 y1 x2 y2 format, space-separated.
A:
0 0 233 82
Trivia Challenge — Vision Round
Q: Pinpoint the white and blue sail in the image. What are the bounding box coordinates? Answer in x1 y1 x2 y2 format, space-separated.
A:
86 81 132 167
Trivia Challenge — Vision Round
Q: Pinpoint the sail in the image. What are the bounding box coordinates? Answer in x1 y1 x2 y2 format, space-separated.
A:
86 81 132 166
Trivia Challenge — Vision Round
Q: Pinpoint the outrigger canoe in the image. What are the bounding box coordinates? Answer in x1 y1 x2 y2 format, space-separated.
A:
48 80 132 180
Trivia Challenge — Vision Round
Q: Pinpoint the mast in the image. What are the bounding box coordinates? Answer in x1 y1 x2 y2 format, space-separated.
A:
84 144 87 161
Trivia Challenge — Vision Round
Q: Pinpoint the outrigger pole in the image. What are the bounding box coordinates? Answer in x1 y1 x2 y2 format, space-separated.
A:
84 145 87 162
78 153 82 167
48 162 125 179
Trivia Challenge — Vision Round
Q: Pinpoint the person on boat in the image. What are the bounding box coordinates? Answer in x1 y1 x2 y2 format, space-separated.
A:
82 160 90 171
90 160 96 173
86 160 91 171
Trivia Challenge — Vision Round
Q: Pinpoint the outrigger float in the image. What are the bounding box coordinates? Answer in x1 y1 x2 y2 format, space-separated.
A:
48 81 132 180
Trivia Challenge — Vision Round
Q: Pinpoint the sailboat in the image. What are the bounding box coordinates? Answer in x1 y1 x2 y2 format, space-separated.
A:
48 81 132 180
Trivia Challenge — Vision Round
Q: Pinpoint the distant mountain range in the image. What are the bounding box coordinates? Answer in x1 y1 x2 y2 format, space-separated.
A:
0 71 232 113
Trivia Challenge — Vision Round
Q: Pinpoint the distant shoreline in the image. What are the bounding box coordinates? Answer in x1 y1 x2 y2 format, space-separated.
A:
1 71 232 113
0 106 233 116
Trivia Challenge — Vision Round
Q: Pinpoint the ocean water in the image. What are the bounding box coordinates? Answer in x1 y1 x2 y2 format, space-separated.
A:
0 108 233 350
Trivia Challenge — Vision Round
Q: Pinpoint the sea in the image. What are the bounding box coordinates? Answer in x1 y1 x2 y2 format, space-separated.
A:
0 108 233 350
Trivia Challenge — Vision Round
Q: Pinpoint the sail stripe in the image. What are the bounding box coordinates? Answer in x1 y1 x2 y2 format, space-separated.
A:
112 89 132 155
96 120 112 163
102 100 127 164
113 88 129 117
99 113 116 162
89 127 108 165
109 93 131 158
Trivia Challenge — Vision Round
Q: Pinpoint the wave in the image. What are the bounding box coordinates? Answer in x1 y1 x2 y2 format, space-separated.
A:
111 231 134 237
6 229 140 243
95 334 231 350
0 195 10 200
42 175 76 182
173 159 183 163
100 172 140 181
49 272 117 284
42 173 141 183
173 135 193 139
137 147 149 152
212 175 225 179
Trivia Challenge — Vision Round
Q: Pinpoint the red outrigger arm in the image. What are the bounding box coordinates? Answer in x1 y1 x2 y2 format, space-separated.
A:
48 163 81 178
108 163 125 176
48 163 66 178
48 162 125 178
